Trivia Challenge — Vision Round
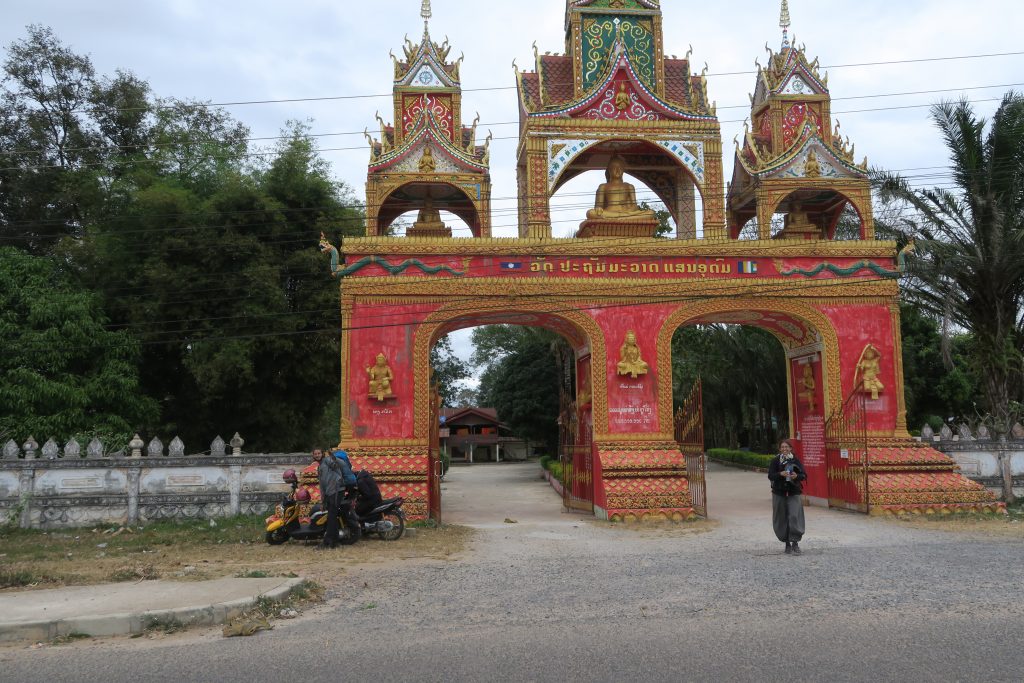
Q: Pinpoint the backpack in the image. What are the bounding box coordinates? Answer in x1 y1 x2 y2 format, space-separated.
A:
356 469 382 501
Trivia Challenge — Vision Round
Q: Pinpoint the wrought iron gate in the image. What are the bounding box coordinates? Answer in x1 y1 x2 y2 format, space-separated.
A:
559 391 594 513
825 383 870 513
428 387 442 523
674 379 707 518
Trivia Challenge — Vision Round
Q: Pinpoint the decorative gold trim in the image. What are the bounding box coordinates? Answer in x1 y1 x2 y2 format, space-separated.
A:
341 236 898 259
340 275 899 300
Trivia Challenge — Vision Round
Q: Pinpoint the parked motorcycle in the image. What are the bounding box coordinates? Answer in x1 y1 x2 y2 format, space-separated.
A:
355 496 406 541
265 469 360 546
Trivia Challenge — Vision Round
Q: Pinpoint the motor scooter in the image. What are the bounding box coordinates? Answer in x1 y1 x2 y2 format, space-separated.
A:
355 497 406 540
265 470 360 545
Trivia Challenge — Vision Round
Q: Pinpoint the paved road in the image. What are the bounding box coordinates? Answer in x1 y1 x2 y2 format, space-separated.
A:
2 462 1022 682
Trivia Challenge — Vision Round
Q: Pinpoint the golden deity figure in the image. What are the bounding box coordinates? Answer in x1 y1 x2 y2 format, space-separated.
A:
412 196 445 231
777 203 821 239
586 155 657 222
617 331 649 378
367 353 395 401
418 146 436 173
614 83 631 111
855 344 884 400
804 148 822 178
798 363 816 413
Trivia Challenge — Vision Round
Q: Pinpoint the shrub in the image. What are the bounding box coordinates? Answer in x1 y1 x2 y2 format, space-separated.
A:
539 455 552 471
707 448 773 469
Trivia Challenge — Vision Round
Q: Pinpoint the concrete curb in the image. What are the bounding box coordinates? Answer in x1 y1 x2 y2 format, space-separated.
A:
0 578 306 644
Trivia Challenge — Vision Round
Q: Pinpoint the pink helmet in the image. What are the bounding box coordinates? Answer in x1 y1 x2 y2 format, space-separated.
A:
294 488 310 502
282 469 298 484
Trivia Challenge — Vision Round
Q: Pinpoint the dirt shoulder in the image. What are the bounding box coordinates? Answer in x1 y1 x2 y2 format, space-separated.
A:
0 517 473 592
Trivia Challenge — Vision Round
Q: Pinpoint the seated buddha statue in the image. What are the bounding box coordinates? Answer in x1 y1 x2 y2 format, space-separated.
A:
586 155 657 222
616 331 649 379
367 353 395 402
777 203 822 239
411 197 445 232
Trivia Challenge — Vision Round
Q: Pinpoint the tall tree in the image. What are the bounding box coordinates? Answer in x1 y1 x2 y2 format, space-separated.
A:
430 335 471 408
0 247 157 444
875 93 1024 501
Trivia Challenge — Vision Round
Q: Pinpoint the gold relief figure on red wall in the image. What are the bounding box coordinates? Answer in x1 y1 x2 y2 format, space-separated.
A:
367 353 395 402
798 363 816 413
855 343 884 400
617 331 649 378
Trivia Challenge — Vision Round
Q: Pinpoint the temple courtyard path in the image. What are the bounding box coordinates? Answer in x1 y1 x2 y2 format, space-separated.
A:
2 462 1022 682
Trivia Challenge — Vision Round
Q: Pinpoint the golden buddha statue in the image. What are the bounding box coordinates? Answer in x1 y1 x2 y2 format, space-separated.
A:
798 364 816 413
412 197 445 231
418 146 436 173
586 155 657 222
615 83 631 111
855 344 884 400
777 203 821 239
804 148 822 178
616 331 649 378
367 353 395 401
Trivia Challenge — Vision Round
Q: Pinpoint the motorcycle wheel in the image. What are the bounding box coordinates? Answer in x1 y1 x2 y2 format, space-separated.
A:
338 518 361 545
265 528 289 545
377 511 405 541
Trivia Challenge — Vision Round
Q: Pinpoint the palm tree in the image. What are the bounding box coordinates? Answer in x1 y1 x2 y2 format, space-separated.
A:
874 92 1024 502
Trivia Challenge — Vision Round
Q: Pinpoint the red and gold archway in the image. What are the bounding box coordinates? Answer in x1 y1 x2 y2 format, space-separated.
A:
326 1 1002 521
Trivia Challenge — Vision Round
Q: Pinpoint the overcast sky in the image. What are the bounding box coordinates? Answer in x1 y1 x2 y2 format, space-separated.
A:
3 0 1023 380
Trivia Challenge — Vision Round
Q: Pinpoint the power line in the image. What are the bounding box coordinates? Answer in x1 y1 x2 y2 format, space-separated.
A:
6 80 1021 159
54 50 1024 115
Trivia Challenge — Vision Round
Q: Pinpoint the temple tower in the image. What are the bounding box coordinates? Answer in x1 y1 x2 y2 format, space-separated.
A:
516 0 725 239
364 2 492 237
727 2 874 240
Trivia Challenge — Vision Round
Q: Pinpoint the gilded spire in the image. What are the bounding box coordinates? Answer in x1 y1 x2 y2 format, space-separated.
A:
421 0 432 22
780 0 792 48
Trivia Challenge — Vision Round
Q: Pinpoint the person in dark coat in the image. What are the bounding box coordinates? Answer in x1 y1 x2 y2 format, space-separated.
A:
312 448 344 549
767 438 807 555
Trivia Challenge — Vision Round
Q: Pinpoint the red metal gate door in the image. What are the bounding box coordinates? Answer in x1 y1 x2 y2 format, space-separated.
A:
825 384 869 513
559 392 594 513
428 388 442 523
674 379 707 518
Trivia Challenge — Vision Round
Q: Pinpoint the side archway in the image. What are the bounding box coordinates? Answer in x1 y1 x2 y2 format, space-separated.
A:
413 300 609 438
654 298 843 435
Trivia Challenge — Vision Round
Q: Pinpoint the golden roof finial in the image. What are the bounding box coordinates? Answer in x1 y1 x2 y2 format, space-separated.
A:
421 0 432 21
780 0 792 48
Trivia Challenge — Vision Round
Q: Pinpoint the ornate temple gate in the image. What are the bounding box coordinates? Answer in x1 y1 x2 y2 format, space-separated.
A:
825 385 869 513
323 0 1002 523
674 380 707 518
559 393 595 514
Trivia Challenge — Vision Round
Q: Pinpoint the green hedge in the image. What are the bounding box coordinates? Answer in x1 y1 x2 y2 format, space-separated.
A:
707 448 773 469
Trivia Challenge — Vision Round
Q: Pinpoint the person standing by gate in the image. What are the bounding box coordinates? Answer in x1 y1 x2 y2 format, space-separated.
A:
768 439 807 555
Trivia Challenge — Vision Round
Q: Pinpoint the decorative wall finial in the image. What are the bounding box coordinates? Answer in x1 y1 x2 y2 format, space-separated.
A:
780 0 792 48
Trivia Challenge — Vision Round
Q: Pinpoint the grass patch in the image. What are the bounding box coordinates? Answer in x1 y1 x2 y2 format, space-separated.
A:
109 564 159 582
236 569 270 578
1 569 40 588
144 614 187 635
51 632 91 645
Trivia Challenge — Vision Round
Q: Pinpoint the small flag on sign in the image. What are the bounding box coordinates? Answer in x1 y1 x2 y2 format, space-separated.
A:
737 260 758 274
500 262 524 271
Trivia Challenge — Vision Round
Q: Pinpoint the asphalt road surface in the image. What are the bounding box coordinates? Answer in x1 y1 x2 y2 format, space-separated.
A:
2 462 1021 683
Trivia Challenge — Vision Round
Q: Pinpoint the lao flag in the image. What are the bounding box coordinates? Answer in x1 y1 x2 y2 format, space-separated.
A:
737 260 758 274
500 262 524 272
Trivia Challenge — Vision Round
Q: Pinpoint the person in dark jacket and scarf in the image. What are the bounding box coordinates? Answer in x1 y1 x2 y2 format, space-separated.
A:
768 438 807 554
312 448 346 549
